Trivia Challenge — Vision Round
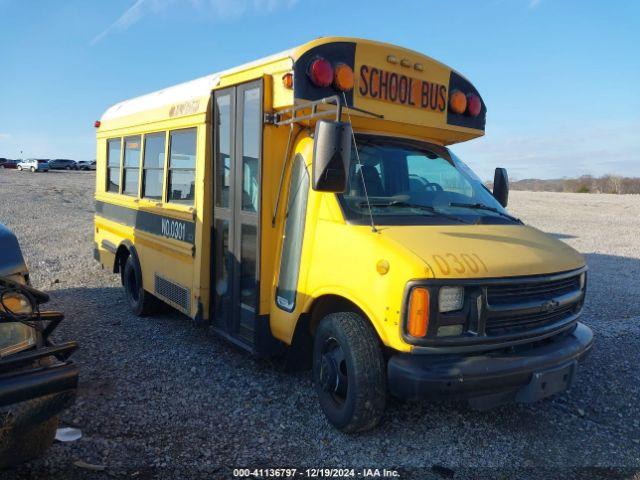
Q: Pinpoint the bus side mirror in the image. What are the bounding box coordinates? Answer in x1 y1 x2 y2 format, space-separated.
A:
493 167 509 207
312 120 352 193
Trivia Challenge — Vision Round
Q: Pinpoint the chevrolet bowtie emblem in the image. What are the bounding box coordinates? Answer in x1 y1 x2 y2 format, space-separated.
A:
541 299 560 312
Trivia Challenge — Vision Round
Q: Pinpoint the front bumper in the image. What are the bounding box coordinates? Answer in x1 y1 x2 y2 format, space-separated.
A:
388 322 593 409
0 343 79 408
0 345 79 442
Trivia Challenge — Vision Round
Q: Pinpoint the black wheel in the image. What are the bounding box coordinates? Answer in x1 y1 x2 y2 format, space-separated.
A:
30 167 35 173
0 416 58 468
313 312 386 432
17 166 22 171
65 166 70 170
123 255 159 316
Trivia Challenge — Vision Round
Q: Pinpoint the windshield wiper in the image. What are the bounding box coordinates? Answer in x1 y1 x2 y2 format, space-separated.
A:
358 200 471 224
448 202 521 223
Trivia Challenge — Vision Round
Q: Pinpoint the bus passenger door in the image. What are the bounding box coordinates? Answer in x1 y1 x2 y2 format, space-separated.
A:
212 81 262 348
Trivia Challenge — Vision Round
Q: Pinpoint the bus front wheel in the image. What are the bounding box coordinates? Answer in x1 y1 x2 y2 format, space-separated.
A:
123 255 159 316
313 312 386 432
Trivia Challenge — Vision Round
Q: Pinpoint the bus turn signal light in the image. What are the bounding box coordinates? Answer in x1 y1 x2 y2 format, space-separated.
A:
407 288 429 337
308 58 333 87
333 63 354 91
449 90 467 115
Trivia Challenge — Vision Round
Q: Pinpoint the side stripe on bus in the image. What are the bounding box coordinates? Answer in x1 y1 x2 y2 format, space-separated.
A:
95 201 195 245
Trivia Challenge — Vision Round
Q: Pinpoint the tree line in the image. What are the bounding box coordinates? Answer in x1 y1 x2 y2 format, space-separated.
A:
505 175 640 194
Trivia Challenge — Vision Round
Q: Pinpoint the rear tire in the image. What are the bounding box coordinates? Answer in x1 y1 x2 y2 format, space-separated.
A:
123 255 159 316
17 166 22 171
0 416 58 469
313 312 386 432
30 167 35 173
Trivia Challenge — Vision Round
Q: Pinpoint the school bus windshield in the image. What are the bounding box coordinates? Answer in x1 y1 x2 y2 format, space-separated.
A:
338 136 515 225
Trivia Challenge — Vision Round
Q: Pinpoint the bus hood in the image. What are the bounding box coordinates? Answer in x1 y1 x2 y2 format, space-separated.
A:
380 224 585 279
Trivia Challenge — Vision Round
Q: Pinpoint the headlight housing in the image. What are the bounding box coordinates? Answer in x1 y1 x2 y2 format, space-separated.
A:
438 286 464 313
0 323 37 357
0 290 38 357
404 284 468 341
1 291 34 315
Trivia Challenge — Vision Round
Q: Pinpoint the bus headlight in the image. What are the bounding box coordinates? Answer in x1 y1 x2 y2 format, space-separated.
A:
438 286 464 313
437 324 464 337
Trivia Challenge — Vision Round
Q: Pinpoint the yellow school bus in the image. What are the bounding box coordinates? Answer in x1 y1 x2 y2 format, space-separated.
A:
94 37 592 431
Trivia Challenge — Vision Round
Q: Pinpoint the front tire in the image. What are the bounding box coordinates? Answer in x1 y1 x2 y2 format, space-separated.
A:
123 255 159 316
30 167 35 173
17 166 22 171
313 312 386 432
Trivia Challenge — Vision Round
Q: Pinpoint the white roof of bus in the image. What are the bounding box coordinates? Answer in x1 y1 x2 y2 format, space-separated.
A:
101 48 294 121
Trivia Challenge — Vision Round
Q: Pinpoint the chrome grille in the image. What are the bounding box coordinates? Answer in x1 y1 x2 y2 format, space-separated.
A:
487 275 580 306
485 304 576 334
484 273 583 335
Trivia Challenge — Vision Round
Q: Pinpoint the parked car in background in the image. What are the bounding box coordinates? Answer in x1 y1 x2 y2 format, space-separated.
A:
1 160 19 169
48 159 77 170
16 159 49 172
0 223 79 468
77 160 96 171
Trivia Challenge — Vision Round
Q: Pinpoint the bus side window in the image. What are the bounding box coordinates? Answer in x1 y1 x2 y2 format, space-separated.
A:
122 136 141 196
106 138 122 193
142 132 166 200
167 128 197 205
276 154 309 312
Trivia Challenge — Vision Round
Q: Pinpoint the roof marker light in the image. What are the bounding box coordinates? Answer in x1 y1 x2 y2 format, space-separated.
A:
308 58 333 87
282 72 293 89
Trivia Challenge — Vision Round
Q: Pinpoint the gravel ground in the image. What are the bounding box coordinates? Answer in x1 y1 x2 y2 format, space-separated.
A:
1 170 639 479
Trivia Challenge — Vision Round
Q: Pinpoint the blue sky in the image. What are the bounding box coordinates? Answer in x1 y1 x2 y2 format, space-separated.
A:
0 0 638 180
